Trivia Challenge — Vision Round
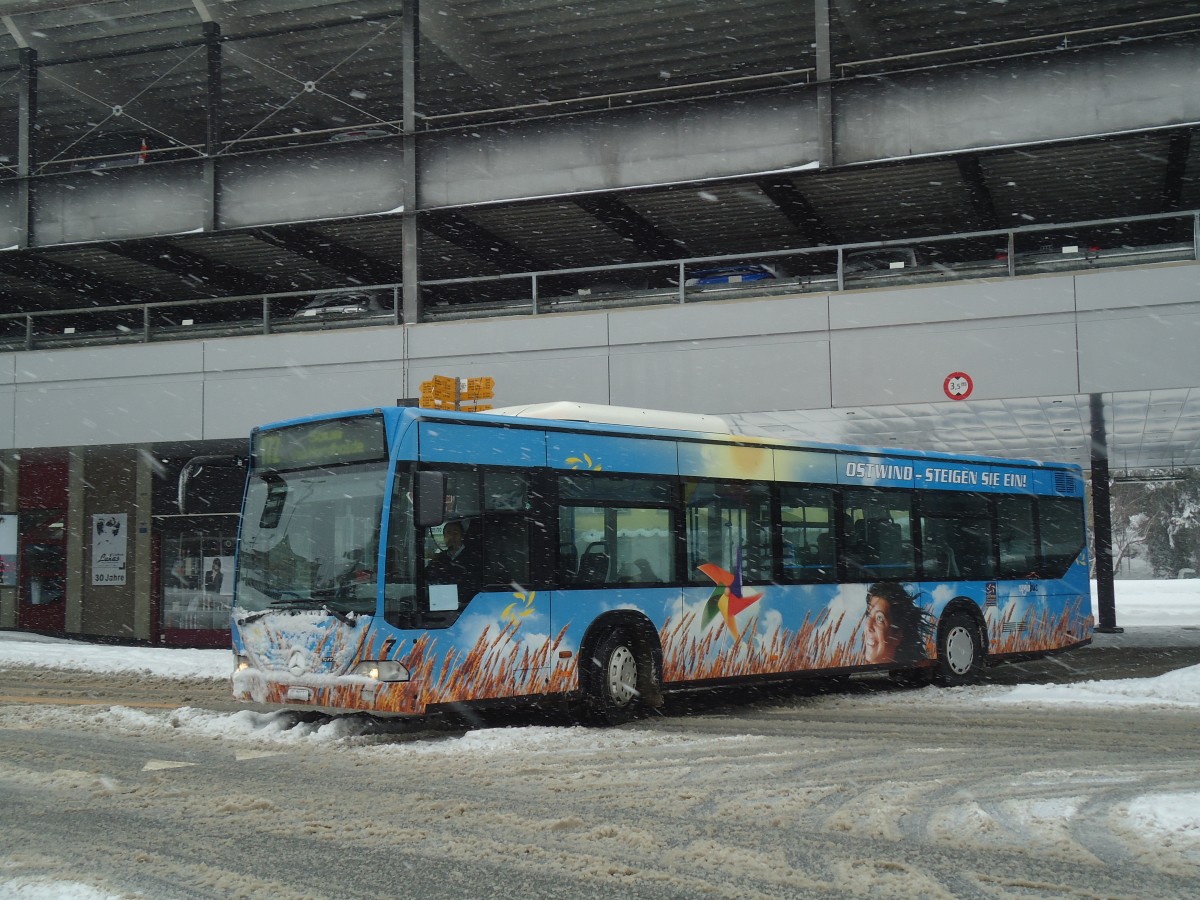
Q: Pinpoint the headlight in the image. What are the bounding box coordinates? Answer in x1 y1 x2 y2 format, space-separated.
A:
235 654 252 672
351 660 410 682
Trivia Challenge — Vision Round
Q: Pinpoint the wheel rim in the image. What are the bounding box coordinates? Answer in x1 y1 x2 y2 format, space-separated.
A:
944 625 975 675
606 644 638 707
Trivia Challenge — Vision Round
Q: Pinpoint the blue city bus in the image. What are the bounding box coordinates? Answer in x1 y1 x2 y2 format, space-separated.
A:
230 402 1093 722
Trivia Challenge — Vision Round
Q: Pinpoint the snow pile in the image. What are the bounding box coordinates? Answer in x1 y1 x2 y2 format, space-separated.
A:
1126 792 1200 843
987 662 1200 708
0 882 123 900
1093 578 1200 625
0 637 228 681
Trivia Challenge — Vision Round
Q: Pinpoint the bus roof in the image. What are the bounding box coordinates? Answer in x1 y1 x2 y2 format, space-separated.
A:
486 401 735 434
256 403 1080 473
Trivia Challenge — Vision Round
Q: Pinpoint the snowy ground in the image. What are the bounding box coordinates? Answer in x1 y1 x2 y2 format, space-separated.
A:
1 579 1198 899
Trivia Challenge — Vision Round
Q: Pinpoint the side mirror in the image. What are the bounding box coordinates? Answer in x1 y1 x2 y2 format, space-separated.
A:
414 470 446 529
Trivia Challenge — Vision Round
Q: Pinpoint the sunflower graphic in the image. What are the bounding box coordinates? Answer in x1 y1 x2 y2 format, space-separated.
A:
564 453 602 471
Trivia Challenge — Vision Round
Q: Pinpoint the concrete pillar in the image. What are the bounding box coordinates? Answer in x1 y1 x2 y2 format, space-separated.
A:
76 447 142 640
65 449 85 634
0 451 18 628
133 449 154 641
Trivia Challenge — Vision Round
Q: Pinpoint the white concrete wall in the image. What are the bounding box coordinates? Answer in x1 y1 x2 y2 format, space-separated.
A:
3 262 1198 450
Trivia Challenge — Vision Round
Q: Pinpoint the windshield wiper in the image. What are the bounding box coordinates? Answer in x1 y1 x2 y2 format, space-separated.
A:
250 596 360 626
234 600 307 626
321 604 355 626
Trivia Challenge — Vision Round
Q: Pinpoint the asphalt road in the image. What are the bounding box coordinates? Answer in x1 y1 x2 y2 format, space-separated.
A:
0 629 1198 899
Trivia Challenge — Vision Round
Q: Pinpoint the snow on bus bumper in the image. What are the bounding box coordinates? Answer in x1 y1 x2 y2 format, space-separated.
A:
232 662 429 715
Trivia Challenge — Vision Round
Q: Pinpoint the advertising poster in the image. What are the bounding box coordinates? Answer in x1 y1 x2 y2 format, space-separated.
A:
92 513 127 586
202 555 234 596
0 514 15 586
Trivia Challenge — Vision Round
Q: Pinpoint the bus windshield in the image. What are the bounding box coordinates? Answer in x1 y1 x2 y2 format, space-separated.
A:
234 461 388 616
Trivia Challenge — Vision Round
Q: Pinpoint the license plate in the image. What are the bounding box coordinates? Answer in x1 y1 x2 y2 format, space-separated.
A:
286 686 313 702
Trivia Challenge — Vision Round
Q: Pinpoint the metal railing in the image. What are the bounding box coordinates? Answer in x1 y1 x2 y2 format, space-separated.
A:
1 211 1197 353
0 285 402 354
420 210 1200 320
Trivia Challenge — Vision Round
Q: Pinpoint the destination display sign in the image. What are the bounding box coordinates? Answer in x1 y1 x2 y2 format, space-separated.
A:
838 454 1064 495
254 415 388 472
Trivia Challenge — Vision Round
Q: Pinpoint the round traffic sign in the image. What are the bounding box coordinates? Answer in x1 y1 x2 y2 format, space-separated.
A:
944 371 973 400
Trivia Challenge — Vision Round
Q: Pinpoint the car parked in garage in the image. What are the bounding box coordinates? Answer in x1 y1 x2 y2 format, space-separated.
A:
843 247 924 274
683 263 779 286
996 237 1101 269
291 291 392 319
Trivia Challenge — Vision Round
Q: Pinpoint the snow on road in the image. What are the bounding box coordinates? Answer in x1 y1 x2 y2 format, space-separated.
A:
1 579 1198 899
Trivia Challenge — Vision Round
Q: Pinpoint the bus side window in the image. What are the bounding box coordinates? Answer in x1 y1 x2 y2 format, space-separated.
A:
684 480 771 583
997 496 1037 578
559 474 674 587
919 492 993 581
842 489 915 580
576 541 611 583
780 485 836 582
1037 497 1085 577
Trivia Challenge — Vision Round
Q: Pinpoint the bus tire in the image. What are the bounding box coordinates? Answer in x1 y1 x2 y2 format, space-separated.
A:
934 611 984 686
587 628 642 725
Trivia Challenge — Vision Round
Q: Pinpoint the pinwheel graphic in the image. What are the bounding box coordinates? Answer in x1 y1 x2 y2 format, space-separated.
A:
697 550 763 641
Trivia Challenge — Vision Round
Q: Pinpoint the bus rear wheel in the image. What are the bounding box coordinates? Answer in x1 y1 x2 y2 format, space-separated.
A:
934 612 984 686
587 628 642 725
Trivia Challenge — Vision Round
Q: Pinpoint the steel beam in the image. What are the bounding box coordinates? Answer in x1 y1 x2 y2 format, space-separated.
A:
1162 130 1191 213
957 155 999 230
201 19 221 233
252 225 400 284
0 252 159 306
424 36 1200 208
401 0 420 325
421 211 546 274
815 0 834 168
104 239 274 296
16 47 36 249
572 196 687 260
755 177 836 246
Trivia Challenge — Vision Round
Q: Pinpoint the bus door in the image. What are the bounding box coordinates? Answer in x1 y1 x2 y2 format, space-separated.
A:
18 510 67 633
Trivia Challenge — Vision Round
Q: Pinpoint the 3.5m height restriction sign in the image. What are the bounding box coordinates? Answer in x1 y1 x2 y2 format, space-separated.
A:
944 371 973 400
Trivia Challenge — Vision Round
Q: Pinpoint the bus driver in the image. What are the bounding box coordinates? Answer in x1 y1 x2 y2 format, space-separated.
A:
426 520 473 583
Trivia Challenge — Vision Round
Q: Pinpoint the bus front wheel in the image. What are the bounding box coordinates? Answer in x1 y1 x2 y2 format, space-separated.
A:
934 612 984 686
587 628 642 725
